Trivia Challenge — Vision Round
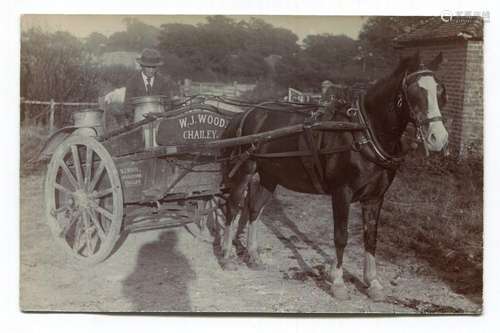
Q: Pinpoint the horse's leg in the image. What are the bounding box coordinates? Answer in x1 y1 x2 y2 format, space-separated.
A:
220 207 241 271
246 174 275 270
330 187 352 300
221 174 252 271
361 197 385 301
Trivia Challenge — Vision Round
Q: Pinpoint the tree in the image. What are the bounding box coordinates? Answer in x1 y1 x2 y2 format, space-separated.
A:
358 16 430 70
303 34 357 68
157 15 300 82
107 17 160 52
21 29 99 103
242 18 300 57
196 16 246 79
84 32 108 55
227 51 268 82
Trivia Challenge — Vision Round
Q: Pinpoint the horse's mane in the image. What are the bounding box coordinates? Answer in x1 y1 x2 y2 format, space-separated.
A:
364 55 420 110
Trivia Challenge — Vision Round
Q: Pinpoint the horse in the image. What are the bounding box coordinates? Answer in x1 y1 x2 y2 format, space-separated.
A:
219 51 449 301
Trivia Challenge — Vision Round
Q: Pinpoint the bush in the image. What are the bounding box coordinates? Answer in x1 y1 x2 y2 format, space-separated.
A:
381 153 483 297
20 126 48 176
239 79 288 103
95 64 136 96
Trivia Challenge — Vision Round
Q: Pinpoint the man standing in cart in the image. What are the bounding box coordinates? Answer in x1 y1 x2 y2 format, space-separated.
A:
123 48 181 123
320 80 335 105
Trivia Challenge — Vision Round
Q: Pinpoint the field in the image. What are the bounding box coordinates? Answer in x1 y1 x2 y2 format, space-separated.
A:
19 127 482 313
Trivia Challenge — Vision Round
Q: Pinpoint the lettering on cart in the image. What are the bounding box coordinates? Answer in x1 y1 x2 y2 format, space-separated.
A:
179 114 228 129
182 129 218 140
119 166 143 186
177 113 228 141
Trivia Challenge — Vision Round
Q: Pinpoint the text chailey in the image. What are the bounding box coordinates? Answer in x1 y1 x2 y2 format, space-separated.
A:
178 112 229 140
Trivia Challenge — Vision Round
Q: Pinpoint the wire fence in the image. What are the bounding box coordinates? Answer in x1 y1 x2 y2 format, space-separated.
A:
21 98 99 133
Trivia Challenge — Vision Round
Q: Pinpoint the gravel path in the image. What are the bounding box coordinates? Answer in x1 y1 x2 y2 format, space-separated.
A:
20 174 481 313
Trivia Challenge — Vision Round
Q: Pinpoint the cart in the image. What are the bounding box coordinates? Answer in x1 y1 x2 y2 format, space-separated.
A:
39 95 363 264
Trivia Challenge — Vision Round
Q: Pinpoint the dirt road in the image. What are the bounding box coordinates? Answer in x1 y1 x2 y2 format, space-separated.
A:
20 173 481 313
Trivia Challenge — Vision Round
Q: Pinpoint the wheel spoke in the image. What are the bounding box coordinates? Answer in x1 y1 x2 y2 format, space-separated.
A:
80 211 98 256
82 209 91 228
76 234 87 253
59 159 79 190
94 205 114 221
84 229 94 256
87 208 106 240
84 146 93 187
54 182 74 196
71 145 84 187
72 216 84 252
59 211 79 238
88 161 105 192
91 187 114 199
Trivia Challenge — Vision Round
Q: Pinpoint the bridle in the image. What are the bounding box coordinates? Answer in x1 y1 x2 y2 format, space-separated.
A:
348 65 447 168
398 66 445 149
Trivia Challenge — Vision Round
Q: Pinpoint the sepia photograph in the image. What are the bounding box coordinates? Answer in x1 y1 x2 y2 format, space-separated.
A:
19 13 483 314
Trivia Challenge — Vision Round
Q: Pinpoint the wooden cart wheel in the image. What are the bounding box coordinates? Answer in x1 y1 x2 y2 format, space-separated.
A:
185 196 226 243
45 134 123 265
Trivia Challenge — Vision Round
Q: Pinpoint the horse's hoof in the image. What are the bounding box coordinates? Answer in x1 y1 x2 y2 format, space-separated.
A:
366 283 385 302
332 283 350 301
221 259 238 271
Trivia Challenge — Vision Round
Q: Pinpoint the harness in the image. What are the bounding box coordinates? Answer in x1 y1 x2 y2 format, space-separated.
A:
400 68 445 156
228 67 444 190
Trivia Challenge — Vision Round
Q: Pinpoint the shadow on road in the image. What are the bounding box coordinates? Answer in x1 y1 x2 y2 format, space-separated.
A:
122 231 195 312
261 197 367 298
260 197 470 313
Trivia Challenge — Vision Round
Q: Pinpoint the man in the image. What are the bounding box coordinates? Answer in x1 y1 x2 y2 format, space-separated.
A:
320 80 335 105
123 48 180 123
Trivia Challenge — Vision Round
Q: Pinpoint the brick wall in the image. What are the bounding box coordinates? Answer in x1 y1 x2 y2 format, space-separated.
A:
398 42 468 154
461 40 484 156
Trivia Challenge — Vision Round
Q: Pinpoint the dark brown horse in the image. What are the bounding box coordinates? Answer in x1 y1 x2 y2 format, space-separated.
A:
220 51 448 301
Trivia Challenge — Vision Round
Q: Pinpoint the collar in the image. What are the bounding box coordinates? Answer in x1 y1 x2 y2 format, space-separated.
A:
141 72 155 87
355 95 405 170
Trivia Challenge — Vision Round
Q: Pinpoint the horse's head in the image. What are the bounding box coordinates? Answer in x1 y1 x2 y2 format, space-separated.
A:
400 52 449 152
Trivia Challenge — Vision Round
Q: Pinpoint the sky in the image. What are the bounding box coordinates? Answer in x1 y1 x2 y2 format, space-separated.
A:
21 15 367 42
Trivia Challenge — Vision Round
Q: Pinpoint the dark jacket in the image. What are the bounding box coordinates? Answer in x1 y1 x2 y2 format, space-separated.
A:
123 72 180 121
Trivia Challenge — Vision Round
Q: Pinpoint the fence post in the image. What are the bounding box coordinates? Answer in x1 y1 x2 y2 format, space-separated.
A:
49 99 55 133
184 78 191 96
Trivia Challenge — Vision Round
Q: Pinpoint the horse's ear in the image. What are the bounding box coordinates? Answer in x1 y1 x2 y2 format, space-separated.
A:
406 50 421 70
427 52 444 70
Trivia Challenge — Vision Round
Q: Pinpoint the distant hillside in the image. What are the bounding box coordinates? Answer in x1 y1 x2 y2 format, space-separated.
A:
96 51 139 69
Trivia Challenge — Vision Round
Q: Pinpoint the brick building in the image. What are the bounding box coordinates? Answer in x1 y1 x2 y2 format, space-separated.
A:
393 17 483 157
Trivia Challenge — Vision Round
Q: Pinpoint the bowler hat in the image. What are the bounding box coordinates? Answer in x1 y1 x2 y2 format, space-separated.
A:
137 48 164 67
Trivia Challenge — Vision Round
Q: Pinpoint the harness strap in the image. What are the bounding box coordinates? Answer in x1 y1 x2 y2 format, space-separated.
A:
416 116 443 126
303 124 325 181
251 144 353 158
228 146 257 179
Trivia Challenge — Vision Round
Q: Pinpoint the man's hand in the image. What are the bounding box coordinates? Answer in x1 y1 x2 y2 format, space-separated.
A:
104 87 126 105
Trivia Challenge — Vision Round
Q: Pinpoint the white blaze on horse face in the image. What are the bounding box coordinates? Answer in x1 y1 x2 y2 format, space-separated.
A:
417 76 449 151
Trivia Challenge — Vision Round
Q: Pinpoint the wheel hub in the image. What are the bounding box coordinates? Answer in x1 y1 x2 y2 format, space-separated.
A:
73 189 93 209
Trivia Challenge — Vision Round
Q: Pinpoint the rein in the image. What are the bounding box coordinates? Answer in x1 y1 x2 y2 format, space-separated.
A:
228 66 443 173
